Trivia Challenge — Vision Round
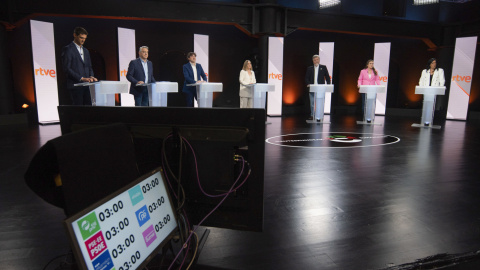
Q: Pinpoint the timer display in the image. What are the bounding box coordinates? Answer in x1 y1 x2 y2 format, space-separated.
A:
64 169 177 270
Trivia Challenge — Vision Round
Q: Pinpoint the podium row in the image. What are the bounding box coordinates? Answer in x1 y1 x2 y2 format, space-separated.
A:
75 81 446 129
74 81 273 108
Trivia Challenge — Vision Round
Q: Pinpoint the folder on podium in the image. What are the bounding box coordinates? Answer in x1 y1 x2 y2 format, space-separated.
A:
411 86 446 129
74 81 129 106
246 83 275 109
357 85 385 125
187 82 223 108
141 82 178 107
307 84 334 124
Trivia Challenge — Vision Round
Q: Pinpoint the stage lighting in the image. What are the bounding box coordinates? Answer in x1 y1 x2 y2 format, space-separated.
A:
319 0 341 9
413 0 439 5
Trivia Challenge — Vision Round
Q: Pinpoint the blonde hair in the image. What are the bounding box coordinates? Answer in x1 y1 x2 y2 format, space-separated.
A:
242 60 252 71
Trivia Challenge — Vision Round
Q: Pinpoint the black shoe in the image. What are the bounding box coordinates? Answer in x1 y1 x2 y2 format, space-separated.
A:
316 118 321 122
308 116 313 120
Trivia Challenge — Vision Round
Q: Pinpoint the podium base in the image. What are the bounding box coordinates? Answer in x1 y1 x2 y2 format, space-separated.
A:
306 119 330 124
411 123 441 129
357 121 382 126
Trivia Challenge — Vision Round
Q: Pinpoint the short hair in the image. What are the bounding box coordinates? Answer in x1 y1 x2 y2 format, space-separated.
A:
242 60 252 71
73 27 88 36
312 55 320 60
186 52 196 59
139 46 149 53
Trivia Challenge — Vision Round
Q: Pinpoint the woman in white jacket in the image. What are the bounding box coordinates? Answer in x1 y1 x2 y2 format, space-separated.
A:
418 58 445 126
239 60 256 108
419 58 445 87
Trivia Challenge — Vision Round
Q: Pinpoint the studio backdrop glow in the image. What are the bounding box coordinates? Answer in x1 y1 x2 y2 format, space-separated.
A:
447 36 477 120
373 42 391 115
319 42 334 113
267 37 284 116
118 27 136 106
30 20 59 123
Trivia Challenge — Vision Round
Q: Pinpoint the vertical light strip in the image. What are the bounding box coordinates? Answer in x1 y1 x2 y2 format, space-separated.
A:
118 27 136 106
447 36 477 120
267 36 284 116
319 42 334 113
373 42 391 115
30 20 59 123
194 34 209 107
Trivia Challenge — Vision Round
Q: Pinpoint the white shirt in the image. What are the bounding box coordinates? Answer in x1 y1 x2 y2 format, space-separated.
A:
191 63 198 81
314 65 319 85
141 58 149 84
73 42 84 61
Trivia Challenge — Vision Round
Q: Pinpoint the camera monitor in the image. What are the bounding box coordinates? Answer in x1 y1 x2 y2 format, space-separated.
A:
63 168 177 270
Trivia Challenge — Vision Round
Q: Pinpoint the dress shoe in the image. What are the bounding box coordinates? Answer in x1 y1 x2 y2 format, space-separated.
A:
316 118 321 122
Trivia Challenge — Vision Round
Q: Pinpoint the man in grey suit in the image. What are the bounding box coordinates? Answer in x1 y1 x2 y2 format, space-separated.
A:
305 54 330 121
61 27 97 105
126 46 156 106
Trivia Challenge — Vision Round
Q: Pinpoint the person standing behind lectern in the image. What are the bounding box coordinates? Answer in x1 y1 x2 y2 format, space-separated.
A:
126 46 156 106
419 58 445 87
239 60 256 108
182 52 207 107
305 55 330 121
61 27 98 105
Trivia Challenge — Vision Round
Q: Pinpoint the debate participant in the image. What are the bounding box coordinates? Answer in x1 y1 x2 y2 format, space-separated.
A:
182 52 207 107
419 58 445 87
126 46 156 106
239 60 256 108
305 55 330 120
357 59 380 117
61 27 98 105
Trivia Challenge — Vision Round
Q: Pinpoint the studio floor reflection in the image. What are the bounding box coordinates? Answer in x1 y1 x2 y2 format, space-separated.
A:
1 115 480 269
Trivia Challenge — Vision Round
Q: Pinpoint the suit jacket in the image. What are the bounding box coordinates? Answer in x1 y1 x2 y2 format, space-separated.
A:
239 70 256 98
182 62 207 94
61 42 94 89
419 68 445 87
305 65 331 85
126 58 156 96
357 69 380 86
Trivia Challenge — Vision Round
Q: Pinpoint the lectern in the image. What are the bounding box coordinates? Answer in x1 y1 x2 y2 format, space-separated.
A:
187 82 223 107
74 81 129 106
357 85 385 125
145 82 178 107
246 83 275 109
411 86 446 129
307 84 334 124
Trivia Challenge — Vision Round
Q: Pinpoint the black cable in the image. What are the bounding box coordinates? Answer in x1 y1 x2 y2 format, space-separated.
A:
42 253 69 270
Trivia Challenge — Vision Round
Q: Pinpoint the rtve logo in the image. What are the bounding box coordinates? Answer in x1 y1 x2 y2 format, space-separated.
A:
120 69 127 77
452 75 472 83
269 73 282 80
35 67 56 77
379 76 388 82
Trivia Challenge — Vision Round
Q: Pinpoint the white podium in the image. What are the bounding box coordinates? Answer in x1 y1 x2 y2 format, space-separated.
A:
246 83 275 109
411 86 446 129
74 81 129 106
357 85 385 125
187 82 223 108
307 84 334 124
144 82 178 107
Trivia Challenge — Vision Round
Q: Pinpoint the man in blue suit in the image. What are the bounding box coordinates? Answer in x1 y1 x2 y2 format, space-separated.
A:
182 52 207 107
126 46 156 106
61 27 97 105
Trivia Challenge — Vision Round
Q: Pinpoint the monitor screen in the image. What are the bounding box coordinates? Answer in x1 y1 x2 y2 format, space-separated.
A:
63 168 177 270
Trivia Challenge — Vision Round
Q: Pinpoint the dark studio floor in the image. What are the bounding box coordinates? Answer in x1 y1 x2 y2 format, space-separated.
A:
1 114 480 270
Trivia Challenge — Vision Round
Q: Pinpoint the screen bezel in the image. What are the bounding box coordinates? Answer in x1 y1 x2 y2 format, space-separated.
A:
63 167 178 270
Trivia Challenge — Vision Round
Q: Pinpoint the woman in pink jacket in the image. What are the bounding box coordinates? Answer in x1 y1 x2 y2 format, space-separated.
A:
357 59 380 119
357 59 380 87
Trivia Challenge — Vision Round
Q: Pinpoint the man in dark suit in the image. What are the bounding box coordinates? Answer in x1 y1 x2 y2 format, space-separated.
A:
61 27 97 105
126 46 156 106
182 52 207 107
305 54 331 120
